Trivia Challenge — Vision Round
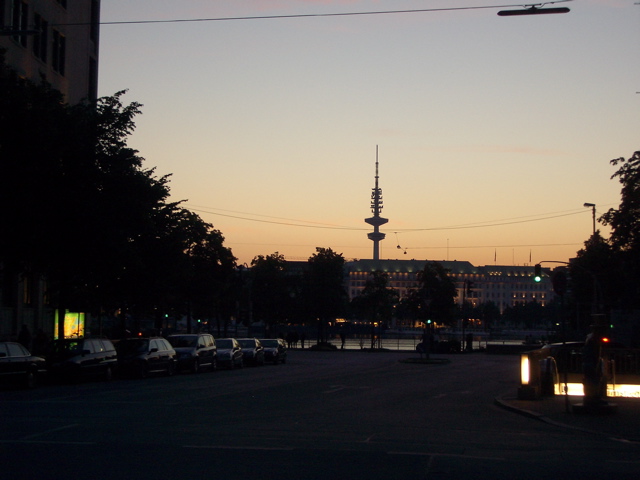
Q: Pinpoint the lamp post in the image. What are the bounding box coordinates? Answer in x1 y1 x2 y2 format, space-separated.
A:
583 203 596 237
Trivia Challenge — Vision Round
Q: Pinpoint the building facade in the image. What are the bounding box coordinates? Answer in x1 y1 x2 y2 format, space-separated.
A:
1 0 100 342
346 259 553 313
0 0 100 103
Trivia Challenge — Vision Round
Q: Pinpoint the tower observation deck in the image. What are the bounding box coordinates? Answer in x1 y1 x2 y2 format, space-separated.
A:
364 146 388 260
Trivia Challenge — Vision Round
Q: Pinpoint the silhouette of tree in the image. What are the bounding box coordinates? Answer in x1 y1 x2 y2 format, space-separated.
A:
0 55 236 336
600 150 640 308
303 248 348 344
350 271 399 348
406 262 458 327
250 252 291 334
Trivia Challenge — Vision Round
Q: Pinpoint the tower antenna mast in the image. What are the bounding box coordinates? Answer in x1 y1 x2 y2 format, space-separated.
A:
365 146 389 260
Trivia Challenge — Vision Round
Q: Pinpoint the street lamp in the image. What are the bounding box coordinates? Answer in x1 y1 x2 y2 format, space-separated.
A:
498 6 570 16
583 203 596 236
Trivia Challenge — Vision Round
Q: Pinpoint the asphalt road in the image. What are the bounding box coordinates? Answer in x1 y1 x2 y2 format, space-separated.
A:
1 351 638 479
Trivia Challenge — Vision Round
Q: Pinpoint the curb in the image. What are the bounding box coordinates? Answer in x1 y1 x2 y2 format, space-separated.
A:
494 395 640 444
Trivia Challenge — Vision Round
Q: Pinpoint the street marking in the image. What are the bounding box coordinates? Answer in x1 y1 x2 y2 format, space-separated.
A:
183 445 295 451
323 385 371 394
0 440 95 445
21 424 79 440
388 451 506 461
323 386 346 394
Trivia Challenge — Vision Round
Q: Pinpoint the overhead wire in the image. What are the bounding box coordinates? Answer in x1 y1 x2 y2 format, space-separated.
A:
187 204 606 232
48 1 574 27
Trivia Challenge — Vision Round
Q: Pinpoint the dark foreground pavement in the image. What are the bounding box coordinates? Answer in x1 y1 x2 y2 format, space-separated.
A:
3 350 640 479
496 393 640 443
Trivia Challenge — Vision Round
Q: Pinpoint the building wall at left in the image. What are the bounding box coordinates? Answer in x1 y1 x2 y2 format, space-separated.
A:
0 0 100 343
0 0 100 104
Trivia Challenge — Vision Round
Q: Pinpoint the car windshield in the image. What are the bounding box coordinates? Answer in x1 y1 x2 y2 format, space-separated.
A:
216 339 233 349
168 336 197 348
50 340 82 358
117 339 149 354
261 339 278 348
238 339 255 348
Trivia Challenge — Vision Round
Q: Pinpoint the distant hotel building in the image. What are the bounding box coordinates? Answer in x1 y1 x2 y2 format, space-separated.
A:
0 0 100 103
346 259 553 314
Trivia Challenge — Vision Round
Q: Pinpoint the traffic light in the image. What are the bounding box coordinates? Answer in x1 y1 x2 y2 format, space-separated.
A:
533 264 542 283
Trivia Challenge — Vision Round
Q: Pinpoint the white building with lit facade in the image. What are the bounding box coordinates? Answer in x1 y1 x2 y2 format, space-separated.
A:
346 259 554 314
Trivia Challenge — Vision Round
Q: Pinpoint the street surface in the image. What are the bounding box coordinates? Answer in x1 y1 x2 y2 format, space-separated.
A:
1 351 638 479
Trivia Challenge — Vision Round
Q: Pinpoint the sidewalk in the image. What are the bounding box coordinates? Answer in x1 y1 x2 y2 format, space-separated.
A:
495 393 640 443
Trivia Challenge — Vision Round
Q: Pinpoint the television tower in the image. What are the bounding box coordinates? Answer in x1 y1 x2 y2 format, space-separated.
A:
365 146 388 260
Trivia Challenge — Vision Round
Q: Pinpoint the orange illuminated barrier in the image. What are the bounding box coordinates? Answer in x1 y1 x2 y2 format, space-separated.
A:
554 383 640 398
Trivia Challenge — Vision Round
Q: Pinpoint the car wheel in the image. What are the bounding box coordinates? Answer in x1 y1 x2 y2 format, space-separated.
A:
136 362 148 379
167 361 176 376
25 371 37 389
191 359 200 374
211 358 217 372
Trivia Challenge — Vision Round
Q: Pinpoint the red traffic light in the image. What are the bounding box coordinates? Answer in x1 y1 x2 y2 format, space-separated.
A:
498 7 570 16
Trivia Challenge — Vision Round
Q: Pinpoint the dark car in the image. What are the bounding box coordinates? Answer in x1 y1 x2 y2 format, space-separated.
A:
0 342 47 388
48 338 118 382
237 338 265 366
116 337 177 378
216 338 243 369
261 338 287 364
167 333 217 373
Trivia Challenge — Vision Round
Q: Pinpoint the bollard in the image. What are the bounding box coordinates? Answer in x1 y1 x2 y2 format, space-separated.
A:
517 352 541 400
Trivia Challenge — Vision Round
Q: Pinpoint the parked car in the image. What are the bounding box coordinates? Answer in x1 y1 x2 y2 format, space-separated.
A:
261 338 287 364
116 337 177 378
0 342 47 388
237 338 265 366
48 338 118 382
216 338 244 369
167 333 217 373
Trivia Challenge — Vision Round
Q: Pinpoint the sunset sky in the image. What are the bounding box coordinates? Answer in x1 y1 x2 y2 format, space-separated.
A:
98 0 639 267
